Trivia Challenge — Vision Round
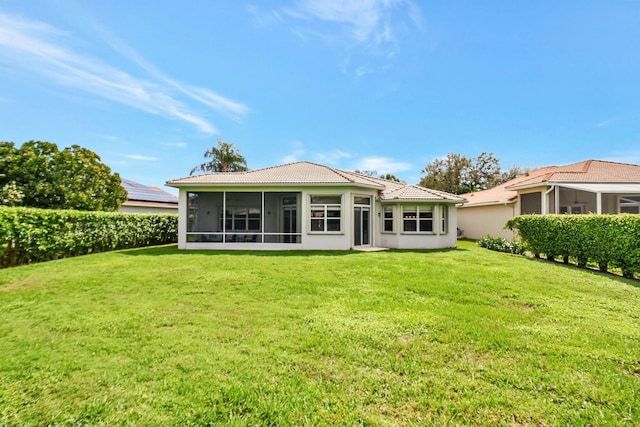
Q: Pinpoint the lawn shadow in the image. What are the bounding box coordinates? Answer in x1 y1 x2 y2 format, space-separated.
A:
120 244 466 258
513 250 640 288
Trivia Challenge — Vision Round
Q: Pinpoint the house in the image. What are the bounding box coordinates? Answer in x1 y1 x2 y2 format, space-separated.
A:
457 160 640 240
166 161 465 250
120 179 179 214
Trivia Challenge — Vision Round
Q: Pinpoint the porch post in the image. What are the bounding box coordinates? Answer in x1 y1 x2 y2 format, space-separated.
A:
596 192 602 214
222 191 227 243
261 191 265 243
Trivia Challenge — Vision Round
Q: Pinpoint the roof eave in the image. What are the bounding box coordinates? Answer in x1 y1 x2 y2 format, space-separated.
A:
459 199 517 208
165 181 384 189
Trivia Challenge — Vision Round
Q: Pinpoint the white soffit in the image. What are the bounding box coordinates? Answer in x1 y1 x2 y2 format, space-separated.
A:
557 183 640 193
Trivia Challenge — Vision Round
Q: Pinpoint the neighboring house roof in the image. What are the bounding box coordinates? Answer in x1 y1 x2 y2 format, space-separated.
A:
507 160 640 190
122 179 178 204
167 161 465 203
461 160 640 208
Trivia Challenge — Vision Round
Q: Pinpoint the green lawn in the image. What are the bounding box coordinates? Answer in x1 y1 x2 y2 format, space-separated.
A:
1 241 639 426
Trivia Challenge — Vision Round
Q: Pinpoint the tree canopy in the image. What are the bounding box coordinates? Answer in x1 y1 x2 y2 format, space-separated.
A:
419 152 526 194
190 139 248 175
0 140 127 211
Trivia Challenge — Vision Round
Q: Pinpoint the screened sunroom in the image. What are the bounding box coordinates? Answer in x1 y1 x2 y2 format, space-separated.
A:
186 191 301 244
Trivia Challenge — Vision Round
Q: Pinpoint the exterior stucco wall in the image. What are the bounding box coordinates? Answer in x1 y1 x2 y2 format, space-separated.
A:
175 186 461 250
457 204 516 240
373 203 458 249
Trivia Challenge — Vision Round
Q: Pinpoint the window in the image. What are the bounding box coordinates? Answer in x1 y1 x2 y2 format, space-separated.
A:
403 206 433 233
354 195 371 205
383 206 394 232
310 195 341 232
619 195 640 214
441 205 448 233
223 207 261 231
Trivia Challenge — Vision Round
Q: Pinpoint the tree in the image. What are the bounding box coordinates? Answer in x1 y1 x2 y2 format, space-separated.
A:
379 173 402 182
0 140 127 211
419 153 472 194
419 152 526 194
190 138 248 175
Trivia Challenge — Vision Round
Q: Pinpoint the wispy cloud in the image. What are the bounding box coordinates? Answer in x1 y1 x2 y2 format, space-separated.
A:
603 150 640 165
596 116 621 128
0 12 248 134
280 142 410 174
162 141 188 148
122 154 158 161
268 0 421 77
281 141 351 165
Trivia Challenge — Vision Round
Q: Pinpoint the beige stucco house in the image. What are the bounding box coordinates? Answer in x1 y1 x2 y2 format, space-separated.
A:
166 161 465 250
458 160 640 240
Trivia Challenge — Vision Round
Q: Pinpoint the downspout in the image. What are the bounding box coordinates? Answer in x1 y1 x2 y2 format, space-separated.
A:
543 185 555 214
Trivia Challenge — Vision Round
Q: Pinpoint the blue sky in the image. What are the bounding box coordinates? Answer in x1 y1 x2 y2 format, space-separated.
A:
1 1 639 192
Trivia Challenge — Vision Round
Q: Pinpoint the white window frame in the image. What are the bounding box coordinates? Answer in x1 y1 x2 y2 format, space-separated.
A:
382 205 394 233
440 205 448 234
402 205 434 234
309 195 342 233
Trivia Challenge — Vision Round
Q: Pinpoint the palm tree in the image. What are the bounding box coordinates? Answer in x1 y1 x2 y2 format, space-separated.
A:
190 139 248 175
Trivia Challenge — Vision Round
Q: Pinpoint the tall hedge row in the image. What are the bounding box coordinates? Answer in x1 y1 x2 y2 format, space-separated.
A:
506 214 640 278
0 207 177 268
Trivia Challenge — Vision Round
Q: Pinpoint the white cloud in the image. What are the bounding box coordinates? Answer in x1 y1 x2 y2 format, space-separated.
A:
352 156 412 175
0 12 248 134
315 149 352 165
122 154 158 161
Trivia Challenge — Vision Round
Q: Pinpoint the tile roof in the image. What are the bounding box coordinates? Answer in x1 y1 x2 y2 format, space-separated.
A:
167 161 464 202
122 179 178 204
461 160 640 207
508 160 640 188
167 161 382 186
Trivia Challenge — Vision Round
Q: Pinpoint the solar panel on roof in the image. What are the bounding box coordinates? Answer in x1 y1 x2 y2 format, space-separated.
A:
122 179 178 204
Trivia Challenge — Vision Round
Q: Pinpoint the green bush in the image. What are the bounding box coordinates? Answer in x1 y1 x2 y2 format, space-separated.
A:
506 214 640 278
477 235 526 255
0 207 177 267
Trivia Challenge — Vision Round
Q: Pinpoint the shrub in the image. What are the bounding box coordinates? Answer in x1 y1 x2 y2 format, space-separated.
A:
506 214 640 279
0 207 177 268
477 235 525 255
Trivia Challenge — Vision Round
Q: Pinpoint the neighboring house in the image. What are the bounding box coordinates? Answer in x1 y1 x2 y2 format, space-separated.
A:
166 161 465 250
120 179 179 214
458 160 640 240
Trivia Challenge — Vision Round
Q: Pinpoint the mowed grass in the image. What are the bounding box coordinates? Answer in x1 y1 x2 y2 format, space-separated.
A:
0 241 639 426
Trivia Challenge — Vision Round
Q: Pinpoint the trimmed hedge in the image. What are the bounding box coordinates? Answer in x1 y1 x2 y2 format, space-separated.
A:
0 207 177 268
506 214 640 279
